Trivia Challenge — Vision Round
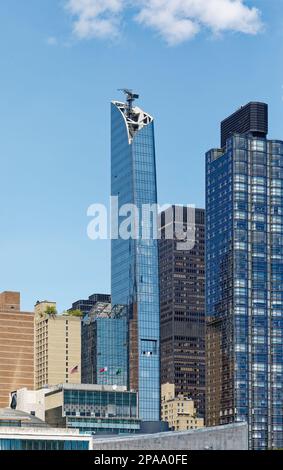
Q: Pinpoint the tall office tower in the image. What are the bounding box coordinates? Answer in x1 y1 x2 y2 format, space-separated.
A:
69 294 111 317
111 91 160 427
159 206 206 418
0 292 34 407
206 102 283 450
81 302 128 386
34 301 81 390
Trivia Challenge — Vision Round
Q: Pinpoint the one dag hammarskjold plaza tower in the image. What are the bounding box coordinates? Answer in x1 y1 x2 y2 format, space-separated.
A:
206 102 283 450
111 90 161 429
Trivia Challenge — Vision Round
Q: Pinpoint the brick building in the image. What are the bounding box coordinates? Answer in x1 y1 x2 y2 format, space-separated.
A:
0 292 34 407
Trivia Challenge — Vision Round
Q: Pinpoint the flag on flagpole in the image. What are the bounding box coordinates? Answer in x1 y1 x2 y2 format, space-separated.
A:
99 367 108 373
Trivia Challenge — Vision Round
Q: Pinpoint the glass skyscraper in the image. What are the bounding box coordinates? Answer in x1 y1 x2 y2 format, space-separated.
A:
81 303 128 387
111 91 160 424
206 102 283 450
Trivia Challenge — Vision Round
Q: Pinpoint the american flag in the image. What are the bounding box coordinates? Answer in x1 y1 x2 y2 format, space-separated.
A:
70 365 79 374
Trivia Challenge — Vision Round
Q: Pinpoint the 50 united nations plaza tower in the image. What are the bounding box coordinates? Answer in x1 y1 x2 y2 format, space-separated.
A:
111 91 161 428
206 102 283 450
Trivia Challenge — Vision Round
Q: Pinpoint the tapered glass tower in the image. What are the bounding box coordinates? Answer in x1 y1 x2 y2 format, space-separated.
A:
111 91 160 425
206 102 283 450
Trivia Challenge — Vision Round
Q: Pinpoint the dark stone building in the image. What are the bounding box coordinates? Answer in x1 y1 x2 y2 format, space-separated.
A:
69 294 111 316
159 206 205 418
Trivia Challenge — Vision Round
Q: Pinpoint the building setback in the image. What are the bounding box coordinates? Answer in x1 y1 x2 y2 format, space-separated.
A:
161 383 204 432
0 292 34 408
159 206 205 418
111 90 160 427
34 301 81 390
206 102 283 450
0 409 92 450
69 294 111 317
221 102 268 149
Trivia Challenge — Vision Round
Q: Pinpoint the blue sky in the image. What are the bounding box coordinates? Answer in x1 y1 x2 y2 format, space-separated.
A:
0 0 282 311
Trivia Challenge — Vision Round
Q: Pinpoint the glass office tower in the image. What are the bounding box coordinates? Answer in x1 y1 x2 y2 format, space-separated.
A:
81 303 128 387
206 102 283 450
111 91 160 425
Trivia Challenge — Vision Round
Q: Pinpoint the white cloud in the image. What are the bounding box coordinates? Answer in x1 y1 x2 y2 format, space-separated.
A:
65 0 263 44
46 36 58 46
65 0 125 39
136 0 263 45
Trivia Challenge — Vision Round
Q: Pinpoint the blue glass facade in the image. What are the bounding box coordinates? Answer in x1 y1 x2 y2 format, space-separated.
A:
96 317 128 387
81 308 128 387
206 131 283 449
45 385 140 435
0 439 90 450
63 388 139 434
111 98 160 422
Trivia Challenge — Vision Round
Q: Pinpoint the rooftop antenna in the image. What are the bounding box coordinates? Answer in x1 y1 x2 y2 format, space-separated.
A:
118 89 139 116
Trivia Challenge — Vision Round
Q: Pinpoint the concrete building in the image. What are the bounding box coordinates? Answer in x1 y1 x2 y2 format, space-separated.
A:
44 383 140 435
34 301 81 390
159 207 206 418
12 387 50 422
0 292 34 408
0 409 92 450
92 422 248 450
161 383 203 432
0 407 48 428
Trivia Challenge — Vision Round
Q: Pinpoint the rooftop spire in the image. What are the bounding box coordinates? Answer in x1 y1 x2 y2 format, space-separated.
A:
118 89 139 116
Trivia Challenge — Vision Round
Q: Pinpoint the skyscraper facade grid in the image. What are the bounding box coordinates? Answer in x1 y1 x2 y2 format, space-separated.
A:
111 92 160 424
159 206 206 418
206 103 283 450
81 305 128 387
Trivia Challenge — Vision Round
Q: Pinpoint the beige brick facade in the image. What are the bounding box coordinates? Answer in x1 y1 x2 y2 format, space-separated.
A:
35 301 81 390
161 383 204 432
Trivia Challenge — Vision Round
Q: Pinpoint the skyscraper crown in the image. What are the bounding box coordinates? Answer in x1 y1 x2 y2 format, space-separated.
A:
221 102 268 147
